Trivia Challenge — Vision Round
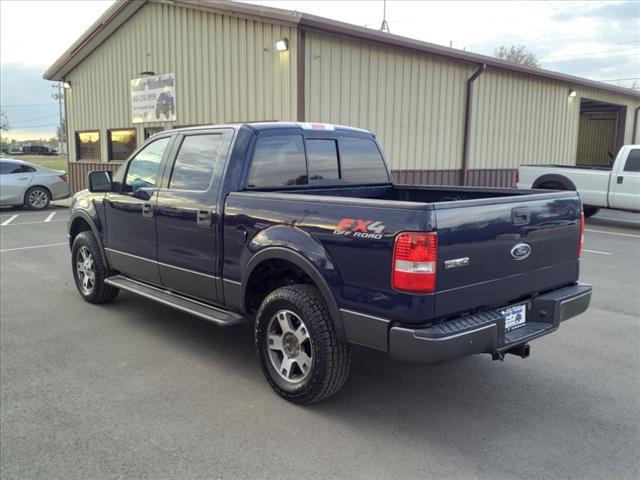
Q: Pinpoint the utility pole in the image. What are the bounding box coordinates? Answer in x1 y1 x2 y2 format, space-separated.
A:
380 0 390 33
51 83 64 147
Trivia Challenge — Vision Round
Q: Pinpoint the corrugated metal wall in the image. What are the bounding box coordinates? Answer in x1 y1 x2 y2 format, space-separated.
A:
65 2 298 162
304 31 473 172
468 70 579 169
576 113 617 166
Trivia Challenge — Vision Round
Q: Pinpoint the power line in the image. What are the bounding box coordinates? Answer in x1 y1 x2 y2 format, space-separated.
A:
540 47 640 61
542 53 640 65
11 123 58 129
0 102 58 108
9 113 60 125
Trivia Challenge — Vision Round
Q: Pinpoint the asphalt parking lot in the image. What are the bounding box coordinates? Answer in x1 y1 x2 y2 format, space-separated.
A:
1 207 639 480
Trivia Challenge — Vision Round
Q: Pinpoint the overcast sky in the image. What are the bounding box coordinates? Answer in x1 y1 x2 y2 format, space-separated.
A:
1 0 638 141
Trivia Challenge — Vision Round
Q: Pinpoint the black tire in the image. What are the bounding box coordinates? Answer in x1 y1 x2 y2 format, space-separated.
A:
583 206 600 218
24 186 51 210
255 284 351 404
71 231 119 304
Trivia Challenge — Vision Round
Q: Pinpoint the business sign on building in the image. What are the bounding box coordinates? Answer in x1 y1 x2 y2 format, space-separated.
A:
131 73 176 123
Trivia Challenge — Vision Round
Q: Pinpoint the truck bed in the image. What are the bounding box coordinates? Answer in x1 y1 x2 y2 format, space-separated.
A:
225 184 581 325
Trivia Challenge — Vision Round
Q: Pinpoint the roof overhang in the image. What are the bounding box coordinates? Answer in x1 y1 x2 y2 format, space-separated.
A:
44 0 640 100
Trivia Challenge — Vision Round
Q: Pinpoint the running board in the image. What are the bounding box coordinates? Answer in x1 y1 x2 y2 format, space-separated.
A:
104 275 247 327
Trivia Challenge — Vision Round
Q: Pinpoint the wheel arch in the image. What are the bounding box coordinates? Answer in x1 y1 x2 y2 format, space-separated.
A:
241 246 345 340
69 211 110 269
532 173 576 190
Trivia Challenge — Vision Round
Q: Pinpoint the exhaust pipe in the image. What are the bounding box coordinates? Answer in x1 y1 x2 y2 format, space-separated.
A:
506 344 530 359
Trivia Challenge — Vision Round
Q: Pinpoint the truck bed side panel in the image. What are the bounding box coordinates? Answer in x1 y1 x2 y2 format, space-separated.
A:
223 193 436 322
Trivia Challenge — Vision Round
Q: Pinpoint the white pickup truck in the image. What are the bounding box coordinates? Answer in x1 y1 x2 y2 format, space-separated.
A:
517 145 640 216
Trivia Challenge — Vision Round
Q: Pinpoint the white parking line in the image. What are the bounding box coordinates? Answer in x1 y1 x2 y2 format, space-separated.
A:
0 242 68 253
44 212 56 222
594 216 640 224
583 249 612 256
1 215 18 226
1 219 67 227
585 229 640 239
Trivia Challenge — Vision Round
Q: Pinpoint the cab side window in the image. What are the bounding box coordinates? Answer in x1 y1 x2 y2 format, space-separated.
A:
246 135 307 188
124 137 171 192
623 149 640 172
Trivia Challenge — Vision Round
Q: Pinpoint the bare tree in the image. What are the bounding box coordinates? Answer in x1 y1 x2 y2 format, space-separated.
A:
0 111 9 131
495 45 540 68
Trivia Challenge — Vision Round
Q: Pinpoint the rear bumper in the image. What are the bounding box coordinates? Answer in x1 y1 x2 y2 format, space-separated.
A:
388 283 592 364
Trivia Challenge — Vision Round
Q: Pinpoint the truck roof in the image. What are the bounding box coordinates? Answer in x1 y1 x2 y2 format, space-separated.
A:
162 122 373 136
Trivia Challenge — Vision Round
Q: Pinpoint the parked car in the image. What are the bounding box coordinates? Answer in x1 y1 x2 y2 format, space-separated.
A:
0 158 69 210
517 145 640 216
68 122 591 404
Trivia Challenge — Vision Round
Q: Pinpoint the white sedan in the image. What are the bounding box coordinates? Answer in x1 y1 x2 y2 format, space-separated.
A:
0 158 69 210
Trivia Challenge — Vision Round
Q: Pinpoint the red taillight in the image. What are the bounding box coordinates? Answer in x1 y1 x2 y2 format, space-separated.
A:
59 174 68 182
392 232 438 293
578 211 584 258
515 170 520 184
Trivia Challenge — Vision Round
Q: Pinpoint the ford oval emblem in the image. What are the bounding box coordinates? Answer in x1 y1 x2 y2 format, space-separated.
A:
510 243 531 261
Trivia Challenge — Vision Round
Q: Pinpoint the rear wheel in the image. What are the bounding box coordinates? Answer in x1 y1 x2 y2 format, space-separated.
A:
71 231 119 304
255 284 351 404
24 186 50 210
583 206 600 218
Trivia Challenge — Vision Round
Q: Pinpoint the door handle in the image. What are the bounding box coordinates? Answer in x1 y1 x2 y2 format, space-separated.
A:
142 203 154 218
18 177 29 180
197 210 212 227
511 207 530 225
617 176 624 184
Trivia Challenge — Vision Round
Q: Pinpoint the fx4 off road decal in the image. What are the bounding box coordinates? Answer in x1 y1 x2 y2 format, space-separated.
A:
333 218 386 239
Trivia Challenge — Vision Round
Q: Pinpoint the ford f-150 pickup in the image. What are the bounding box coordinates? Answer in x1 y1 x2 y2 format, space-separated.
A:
69 122 592 404
517 145 640 216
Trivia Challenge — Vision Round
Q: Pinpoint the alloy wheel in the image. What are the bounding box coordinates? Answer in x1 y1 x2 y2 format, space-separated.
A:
267 309 313 383
76 246 96 294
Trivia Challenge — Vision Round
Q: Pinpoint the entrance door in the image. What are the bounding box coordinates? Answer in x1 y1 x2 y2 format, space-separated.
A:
104 135 173 285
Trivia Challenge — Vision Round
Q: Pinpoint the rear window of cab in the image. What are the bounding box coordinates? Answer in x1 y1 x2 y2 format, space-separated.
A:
246 134 389 188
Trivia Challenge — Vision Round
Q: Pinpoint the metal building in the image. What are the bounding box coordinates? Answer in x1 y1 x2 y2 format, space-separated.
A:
44 0 640 192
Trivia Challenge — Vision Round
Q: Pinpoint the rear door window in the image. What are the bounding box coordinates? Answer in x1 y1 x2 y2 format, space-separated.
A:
0 162 21 174
169 133 223 190
306 139 339 182
338 137 389 183
246 135 307 188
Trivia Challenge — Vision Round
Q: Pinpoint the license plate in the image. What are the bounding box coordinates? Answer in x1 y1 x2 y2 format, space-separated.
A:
501 304 526 331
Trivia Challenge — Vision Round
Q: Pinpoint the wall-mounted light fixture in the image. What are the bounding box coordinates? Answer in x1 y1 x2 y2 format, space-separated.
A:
275 38 289 52
568 89 577 98
138 71 156 77
63 82 71 89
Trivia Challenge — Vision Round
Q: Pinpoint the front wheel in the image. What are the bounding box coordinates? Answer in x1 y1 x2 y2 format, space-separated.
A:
255 284 351 404
71 231 119 304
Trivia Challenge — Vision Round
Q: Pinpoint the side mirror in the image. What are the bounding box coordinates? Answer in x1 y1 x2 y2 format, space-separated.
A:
88 170 113 192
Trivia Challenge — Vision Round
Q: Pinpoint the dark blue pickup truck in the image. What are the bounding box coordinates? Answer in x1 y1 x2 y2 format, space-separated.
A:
69 122 592 404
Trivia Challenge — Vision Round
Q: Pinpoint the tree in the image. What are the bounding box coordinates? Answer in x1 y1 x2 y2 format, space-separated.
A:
495 45 540 68
0 111 9 131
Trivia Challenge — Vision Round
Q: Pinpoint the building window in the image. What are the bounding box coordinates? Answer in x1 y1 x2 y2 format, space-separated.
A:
144 127 163 140
108 128 137 161
76 131 100 161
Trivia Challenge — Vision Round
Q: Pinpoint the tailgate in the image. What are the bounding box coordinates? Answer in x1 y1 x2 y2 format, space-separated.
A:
433 192 581 318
